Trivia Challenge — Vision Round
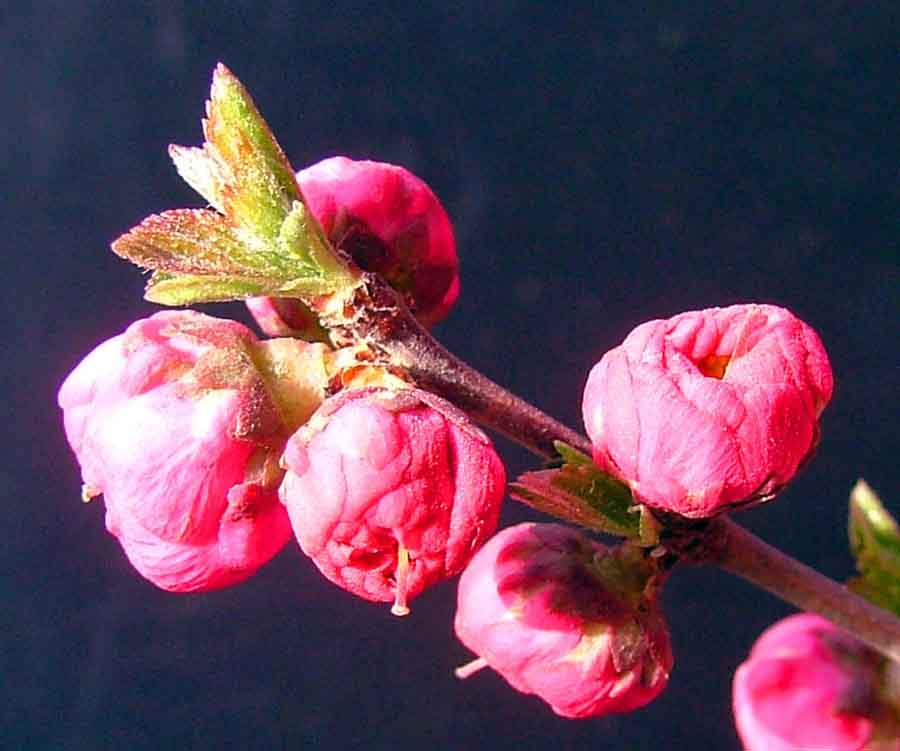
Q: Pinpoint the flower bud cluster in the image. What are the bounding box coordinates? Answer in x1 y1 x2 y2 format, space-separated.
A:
59 158 499 612
61 147 844 726
60 312 505 609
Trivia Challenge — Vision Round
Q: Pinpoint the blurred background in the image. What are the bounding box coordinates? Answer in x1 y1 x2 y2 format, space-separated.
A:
3 2 898 748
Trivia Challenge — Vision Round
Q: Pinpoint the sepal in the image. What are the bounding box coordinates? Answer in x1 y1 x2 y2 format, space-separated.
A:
510 442 659 545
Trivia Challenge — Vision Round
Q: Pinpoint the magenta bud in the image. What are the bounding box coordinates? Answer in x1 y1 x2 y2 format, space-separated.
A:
58 311 327 592
247 156 460 336
454 523 673 719
734 614 900 751
582 304 834 518
279 387 505 615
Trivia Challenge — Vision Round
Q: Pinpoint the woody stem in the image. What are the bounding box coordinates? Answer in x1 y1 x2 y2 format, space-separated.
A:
704 515 900 663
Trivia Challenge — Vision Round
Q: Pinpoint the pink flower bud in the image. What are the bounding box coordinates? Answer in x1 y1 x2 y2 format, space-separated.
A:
58 311 327 592
454 523 673 719
733 614 900 751
247 156 460 336
582 304 833 518
279 387 505 615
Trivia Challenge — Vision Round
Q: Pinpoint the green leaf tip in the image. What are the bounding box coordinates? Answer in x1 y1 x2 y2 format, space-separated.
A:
511 442 647 541
197 63 302 242
848 480 900 617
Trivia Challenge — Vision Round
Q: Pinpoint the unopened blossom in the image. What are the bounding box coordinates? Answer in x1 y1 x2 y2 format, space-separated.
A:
248 156 460 336
454 523 673 719
58 311 328 591
734 614 900 751
582 304 833 518
279 387 505 615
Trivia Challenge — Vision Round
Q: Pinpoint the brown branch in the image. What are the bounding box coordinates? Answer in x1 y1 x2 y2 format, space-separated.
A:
704 516 900 663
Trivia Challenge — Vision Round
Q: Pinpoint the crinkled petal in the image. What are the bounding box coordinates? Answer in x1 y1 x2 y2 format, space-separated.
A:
583 304 833 517
280 388 504 607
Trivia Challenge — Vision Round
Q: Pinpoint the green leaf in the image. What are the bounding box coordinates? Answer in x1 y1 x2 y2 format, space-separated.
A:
111 208 344 308
638 506 663 548
144 270 335 306
112 209 284 277
276 200 350 281
849 572 900 617
848 480 900 617
145 272 270 305
553 442 641 532
510 443 648 541
113 64 360 307
591 542 661 608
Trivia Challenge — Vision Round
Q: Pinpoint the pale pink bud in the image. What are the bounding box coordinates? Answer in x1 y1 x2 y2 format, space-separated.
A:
733 614 900 751
58 311 327 592
279 387 505 615
582 304 833 518
247 156 460 336
454 523 673 719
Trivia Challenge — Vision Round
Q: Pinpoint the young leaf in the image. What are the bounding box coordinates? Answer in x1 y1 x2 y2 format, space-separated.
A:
112 209 277 277
638 506 663 548
144 272 271 305
592 542 663 607
199 63 302 244
114 64 359 308
553 441 640 531
276 201 351 281
848 480 900 616
145 270 335 306
510 443 644 540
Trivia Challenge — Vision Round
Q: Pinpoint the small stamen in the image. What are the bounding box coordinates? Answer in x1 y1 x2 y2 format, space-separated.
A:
391 543 411 616
454 657 489 679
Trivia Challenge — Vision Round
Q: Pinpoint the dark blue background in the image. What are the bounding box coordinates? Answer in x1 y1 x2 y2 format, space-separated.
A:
4 2 898 748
